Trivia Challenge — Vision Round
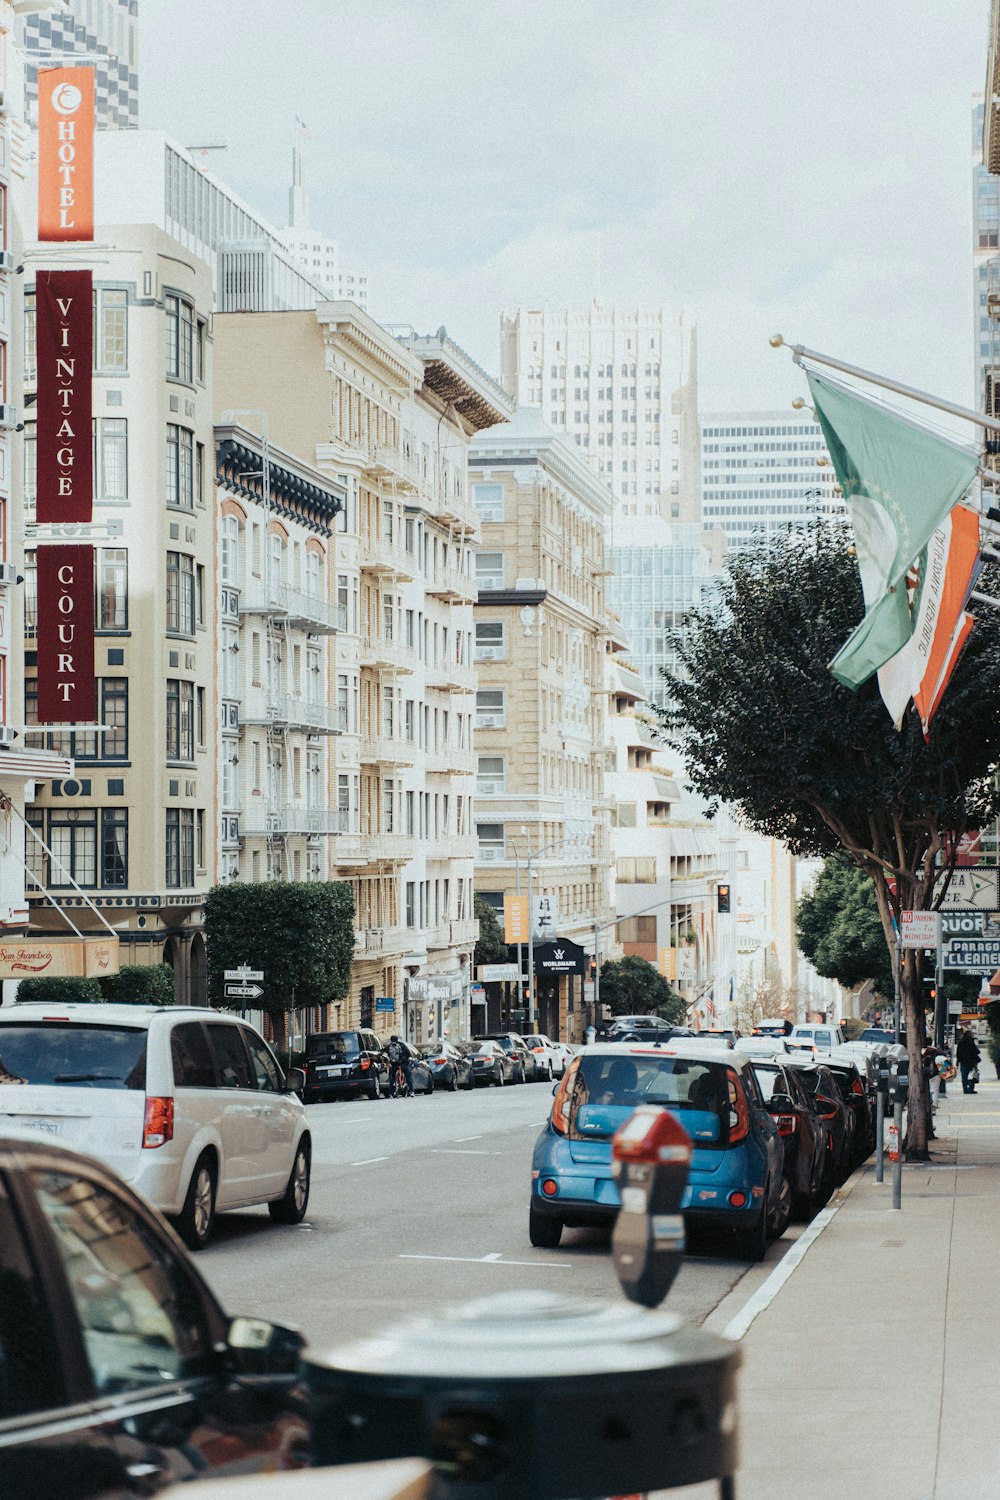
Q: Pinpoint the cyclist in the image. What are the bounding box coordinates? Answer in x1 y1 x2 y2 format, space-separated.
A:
386 1034 412 1098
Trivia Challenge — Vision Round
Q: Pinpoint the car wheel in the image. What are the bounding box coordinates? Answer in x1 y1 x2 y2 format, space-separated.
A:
369 1074 382 1101
425 1074 434 1095
495 1067 505 1087
529 1203 563 1248
544 1061 554 1082
175 1152 216 1251
269 1140 311 1224
448 1069 459 1092
516 1064 526 1084
767 1175 792 1240
735 1201 768 1263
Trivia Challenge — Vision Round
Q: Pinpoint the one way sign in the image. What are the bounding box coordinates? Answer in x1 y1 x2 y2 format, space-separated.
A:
225 982 264 1001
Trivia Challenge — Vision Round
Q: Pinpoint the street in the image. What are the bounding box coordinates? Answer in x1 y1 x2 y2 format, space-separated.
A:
197 1083 803 1349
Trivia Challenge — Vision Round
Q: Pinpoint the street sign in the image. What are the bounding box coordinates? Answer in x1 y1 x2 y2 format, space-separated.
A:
948 999 963 1016
479 962 519 982
940 867 1000 910
375 996 395 1013
584 979 595 1004
887 1121 900 1164
900 911 940 950
224 966 264 981
224 982 263 1000
942 939 1000 971
941 910 987 939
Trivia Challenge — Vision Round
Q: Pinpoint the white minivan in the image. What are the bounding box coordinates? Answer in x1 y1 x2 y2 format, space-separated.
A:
0 1002 310 1249
788 1023 845 1055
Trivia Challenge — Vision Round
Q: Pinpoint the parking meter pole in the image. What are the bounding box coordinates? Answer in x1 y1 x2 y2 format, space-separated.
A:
892 1100 903 1210
593 918 600 1035
893 935 902 1046
875 1088 885 1183
934 943 945 1054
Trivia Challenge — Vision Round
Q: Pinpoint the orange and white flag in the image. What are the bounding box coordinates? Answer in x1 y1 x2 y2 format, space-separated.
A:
38 66 94 242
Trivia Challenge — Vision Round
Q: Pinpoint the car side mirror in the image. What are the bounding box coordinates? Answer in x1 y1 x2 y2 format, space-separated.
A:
226 1316 305 1377
284 1066 306 1093
768 1093 794 1113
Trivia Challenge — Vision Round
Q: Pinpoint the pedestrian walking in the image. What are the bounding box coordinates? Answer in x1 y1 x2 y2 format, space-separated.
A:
956 1029 981 1095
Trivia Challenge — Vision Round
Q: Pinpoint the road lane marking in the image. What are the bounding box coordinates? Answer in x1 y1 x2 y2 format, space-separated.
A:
350 1156 389 1166
430 1148 501 1156
400 1253 569 1268
454 1134 482 1141
482 1252 503 1261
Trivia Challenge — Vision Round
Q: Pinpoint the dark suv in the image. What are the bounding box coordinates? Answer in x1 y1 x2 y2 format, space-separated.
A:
303 1029 387 1102
474 1032 533 1081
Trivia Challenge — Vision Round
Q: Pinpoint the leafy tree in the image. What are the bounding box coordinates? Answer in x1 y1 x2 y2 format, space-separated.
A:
205 881 355 1051
473 895 506 967
99 964 175 1006
16 975 102 1003
659 524 1000 1159
798 852 894 999
598 955 685 1023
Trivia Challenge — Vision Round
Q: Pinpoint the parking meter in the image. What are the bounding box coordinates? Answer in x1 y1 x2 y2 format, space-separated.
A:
610 1106 691 1309
876 1056 892 1096
888 1056 909 1105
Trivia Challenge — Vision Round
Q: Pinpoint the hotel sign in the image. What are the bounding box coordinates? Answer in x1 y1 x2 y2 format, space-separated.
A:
36 545 95 723
36 269 93 524
38 67 94 242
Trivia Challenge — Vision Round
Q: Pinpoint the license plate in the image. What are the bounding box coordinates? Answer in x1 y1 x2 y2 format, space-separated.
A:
320 1065 346 1076
20 1118 62 1136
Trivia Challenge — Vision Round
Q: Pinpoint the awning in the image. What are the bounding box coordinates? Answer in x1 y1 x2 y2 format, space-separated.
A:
0 747 74 785
652 776 682 800
669 828 719 857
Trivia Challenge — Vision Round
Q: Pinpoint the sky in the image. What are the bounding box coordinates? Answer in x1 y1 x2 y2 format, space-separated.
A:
141 0 989 416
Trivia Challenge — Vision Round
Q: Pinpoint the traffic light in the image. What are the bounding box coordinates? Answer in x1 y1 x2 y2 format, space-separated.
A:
717 884 731 914
589 958 597 979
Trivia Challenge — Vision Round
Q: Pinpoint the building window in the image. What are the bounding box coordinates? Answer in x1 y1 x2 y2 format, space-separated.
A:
23 288 36 386
475 689 505 729
165 293 194 382
95 287 128 373
473 482 504 522
93 418 127 500
97 547 128 631
405 881 415 927
476 756 505 795
166 679 195 762
166 424 194 510
101 808 128 887
220 515 242 585
49 810 97 888
475 551 504 590
166 551 195 634
476 822 504 860
474 621 504 660
165 807 194 888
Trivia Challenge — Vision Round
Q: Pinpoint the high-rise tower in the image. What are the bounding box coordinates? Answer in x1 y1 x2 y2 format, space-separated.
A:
17 0 137 129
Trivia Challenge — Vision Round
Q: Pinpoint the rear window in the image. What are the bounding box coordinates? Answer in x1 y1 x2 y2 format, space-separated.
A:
752 1066 782 1101
0 1024 146 1090
574 1055 727 1116
306 1032 360 1061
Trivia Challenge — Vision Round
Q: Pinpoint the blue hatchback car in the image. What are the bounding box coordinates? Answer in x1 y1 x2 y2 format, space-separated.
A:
529 1042 788 1260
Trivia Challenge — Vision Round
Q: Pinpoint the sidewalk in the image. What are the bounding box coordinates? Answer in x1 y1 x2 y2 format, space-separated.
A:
730 1074 1000 1498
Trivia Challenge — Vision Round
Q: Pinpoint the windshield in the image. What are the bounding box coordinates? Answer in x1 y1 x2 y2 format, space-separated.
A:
306 1032 359 1060
751 1066 783 1101
0 1025 147 1089
571 1054 728 1138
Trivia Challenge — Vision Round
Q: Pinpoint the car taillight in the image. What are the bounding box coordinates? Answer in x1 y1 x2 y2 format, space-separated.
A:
359 1056 371 1071
851 1077 865 1096
531 1046 543 1053
143 1096 174 1149
775 1114 796 1136
550 1064 577 1136
434 1058 447 1066
726 1069 750 1144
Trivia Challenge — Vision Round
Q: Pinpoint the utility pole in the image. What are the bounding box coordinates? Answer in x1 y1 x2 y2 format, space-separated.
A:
527 830 536 1031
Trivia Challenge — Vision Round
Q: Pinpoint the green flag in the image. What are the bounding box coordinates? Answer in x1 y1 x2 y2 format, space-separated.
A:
808 372 980 685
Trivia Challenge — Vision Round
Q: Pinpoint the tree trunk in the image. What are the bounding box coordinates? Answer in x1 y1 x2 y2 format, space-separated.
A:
900 948 931 1160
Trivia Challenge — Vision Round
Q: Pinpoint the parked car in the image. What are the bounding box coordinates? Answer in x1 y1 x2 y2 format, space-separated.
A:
0 1002 311 1250
0 1130 309 1494
734 1037 793 1058
467 1039 517 1087
603 1014 677 1043
418 1041 474 1091
858 1027 896 1045
519 1032 564 1080
788 1023 846 1055
751 1057 827 1217
754 1018 793 1036
695 1028 738 1047
823 1054 875 1164
303 1028 387 1102
530 1042 789 1260
474 1032 531 1081
786 1056 855 1187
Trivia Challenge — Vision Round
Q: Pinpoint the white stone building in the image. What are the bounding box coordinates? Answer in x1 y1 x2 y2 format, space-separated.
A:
701 410 842 555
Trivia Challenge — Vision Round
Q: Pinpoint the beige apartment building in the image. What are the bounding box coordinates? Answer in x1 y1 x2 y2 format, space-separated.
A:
214 308 511 1042
24 225 217 999
469 407 614 1042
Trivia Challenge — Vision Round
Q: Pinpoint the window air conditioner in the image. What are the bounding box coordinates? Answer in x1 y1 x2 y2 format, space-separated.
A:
0 250 14 273
477 714 504 729
0 562 18 586
0 405 17 430
0 725 17 747
475 645 503 660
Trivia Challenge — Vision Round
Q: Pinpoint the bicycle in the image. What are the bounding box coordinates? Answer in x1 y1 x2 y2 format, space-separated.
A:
389 1060 411 1098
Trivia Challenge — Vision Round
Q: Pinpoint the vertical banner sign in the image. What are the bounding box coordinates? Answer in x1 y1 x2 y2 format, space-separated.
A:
38 66 94 241
36 545 95 723
36 270 93 524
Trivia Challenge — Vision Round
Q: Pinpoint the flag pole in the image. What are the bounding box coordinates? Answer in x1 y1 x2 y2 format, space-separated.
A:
770 335 1000 436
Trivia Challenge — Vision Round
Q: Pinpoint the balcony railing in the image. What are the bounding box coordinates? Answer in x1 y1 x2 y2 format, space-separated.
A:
241 804 342 837
451 917 479 947
363 443 421 490
426 747 476 775
354 925 407 957
360 734 414 766
360 535 414 578
239 580 342 635
360 634 414 673
426 564 477 602
243 696 341 734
